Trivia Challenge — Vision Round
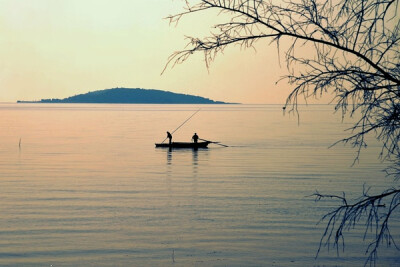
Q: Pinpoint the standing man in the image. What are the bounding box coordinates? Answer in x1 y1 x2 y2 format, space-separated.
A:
167 131 172 145
192 133 199 144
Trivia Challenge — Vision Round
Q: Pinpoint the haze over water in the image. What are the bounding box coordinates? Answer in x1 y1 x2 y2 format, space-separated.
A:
0 103 398 266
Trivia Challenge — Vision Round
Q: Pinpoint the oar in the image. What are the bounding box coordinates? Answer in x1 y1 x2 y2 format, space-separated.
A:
199 138 229 147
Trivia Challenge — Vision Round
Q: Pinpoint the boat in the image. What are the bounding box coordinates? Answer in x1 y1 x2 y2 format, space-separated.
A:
155 141 210 148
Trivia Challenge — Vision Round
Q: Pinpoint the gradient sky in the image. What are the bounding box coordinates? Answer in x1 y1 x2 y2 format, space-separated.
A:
0 0 294 104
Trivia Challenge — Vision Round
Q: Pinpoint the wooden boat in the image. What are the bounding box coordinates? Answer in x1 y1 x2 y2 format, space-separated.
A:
155 141 210 148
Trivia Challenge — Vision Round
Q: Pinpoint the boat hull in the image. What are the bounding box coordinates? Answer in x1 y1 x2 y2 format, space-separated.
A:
155 141 210 148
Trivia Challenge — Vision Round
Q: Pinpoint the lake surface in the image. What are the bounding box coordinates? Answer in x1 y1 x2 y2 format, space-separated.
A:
0 103 398 266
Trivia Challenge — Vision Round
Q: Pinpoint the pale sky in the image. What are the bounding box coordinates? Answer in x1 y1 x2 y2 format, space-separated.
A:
0 0 292 104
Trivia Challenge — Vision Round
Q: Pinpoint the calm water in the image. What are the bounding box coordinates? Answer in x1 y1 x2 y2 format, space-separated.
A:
0 103 398 266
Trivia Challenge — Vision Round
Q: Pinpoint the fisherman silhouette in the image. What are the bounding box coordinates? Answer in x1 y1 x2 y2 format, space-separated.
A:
192 133 199 144
167 131 172 145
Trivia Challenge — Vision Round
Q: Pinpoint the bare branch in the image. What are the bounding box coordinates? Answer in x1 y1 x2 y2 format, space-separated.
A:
312 188 400 266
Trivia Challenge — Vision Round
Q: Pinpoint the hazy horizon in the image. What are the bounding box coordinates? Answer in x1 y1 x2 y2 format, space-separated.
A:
0 0 298 104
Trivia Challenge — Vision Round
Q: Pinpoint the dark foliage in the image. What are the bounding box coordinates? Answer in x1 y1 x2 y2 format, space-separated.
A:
19 88 228 104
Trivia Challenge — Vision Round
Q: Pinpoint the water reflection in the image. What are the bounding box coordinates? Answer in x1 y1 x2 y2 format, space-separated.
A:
192 149 198 176
164 148 208 179
167 148 172 165
165 148 206 166
192 148 198 163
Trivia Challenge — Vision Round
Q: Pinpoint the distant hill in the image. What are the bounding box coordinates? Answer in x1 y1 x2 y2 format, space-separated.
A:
17 88 231 104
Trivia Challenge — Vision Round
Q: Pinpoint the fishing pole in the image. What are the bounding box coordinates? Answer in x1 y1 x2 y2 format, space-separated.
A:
161 108 201 143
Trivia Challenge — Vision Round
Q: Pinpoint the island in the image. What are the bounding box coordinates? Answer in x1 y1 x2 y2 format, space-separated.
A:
17 88 231 104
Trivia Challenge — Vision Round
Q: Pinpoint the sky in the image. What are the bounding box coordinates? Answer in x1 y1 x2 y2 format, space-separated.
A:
0 0 294 104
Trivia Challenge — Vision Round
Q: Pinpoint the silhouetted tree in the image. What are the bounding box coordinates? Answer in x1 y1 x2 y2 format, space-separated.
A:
166 0 400 265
